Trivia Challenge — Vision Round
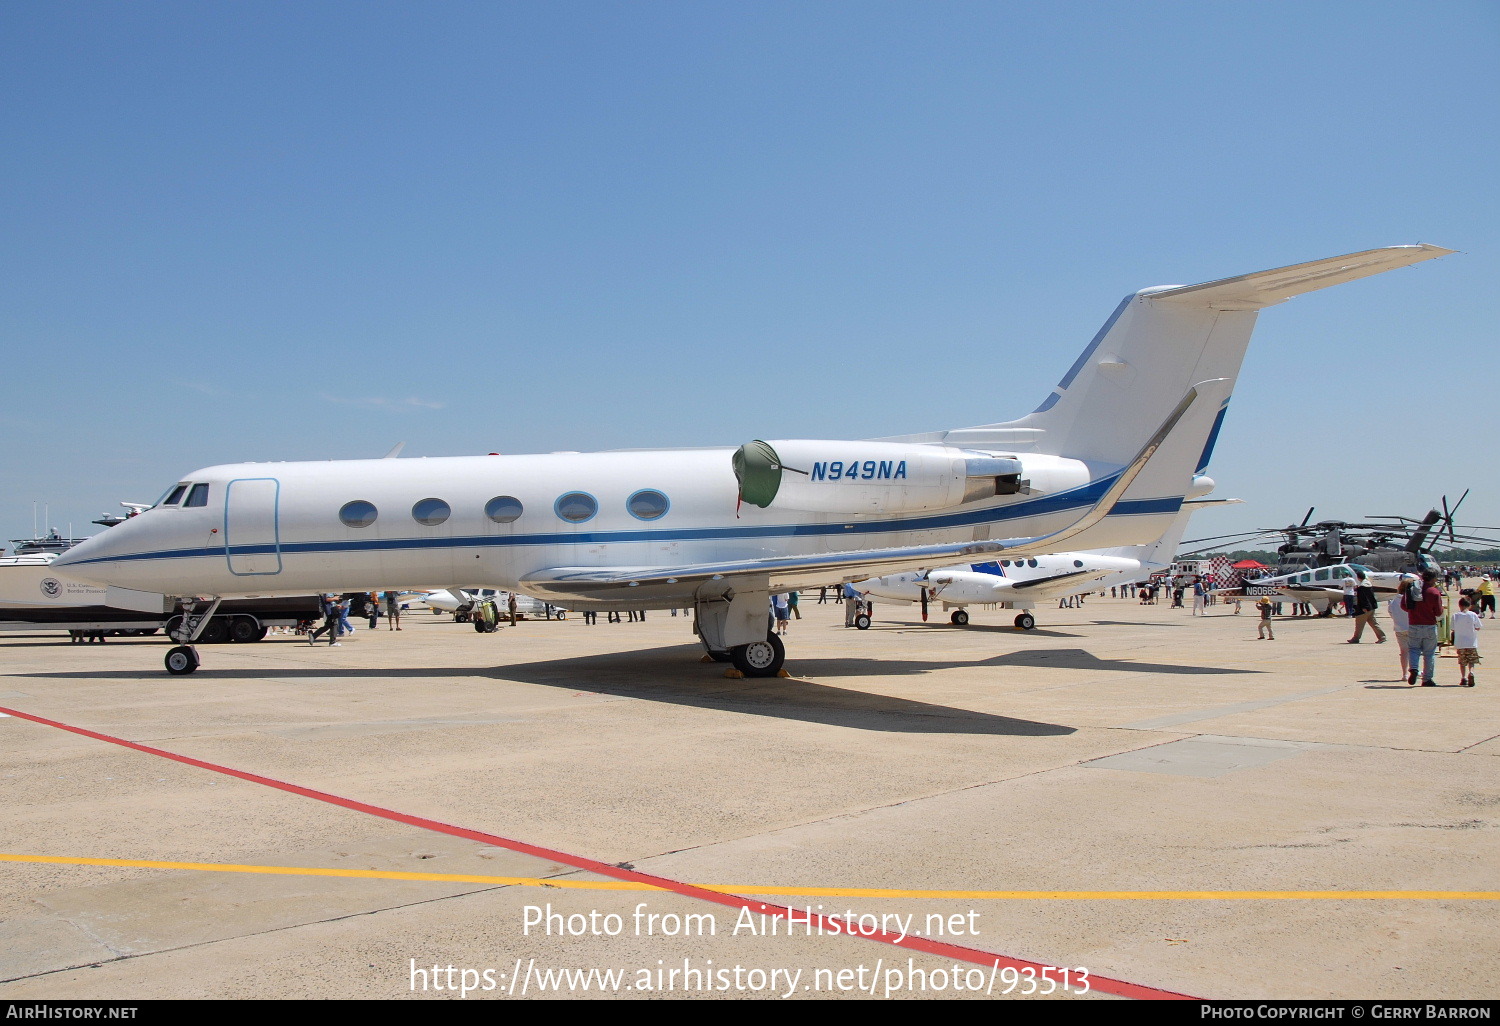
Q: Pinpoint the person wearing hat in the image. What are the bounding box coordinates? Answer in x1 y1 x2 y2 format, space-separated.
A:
1256 595 1275 640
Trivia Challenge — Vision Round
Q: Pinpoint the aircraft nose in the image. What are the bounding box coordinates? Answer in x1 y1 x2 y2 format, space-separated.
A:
51 522 134 584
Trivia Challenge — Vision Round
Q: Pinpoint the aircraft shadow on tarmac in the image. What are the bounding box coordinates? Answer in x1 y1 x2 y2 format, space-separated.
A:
1086 620 1187 628
11 647 1076 737
865 623 1083 639
975 647 1262 676
488 646 1078 736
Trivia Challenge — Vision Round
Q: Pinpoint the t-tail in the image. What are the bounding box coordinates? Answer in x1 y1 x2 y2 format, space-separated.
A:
890 245 1452 508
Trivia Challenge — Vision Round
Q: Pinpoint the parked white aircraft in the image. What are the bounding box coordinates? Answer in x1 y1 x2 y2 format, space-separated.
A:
854 552 1144 630
54 245 1450 677
853 497 1230 629
1246 562 1408 614
420 587 565 620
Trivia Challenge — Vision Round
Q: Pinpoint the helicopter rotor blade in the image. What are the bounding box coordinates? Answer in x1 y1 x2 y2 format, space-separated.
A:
1182 530 1281 547
1447 490 1470 545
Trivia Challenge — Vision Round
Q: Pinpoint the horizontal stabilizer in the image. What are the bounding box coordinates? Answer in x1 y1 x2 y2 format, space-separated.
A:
1147 245 1454 311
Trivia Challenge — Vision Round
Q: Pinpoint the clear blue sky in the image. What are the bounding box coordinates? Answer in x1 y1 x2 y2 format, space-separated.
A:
3 1 1496 553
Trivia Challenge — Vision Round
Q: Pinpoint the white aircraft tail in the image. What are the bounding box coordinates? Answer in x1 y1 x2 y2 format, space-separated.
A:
1094 496 1236 567
909 247 1451 486
1079 496 1238 593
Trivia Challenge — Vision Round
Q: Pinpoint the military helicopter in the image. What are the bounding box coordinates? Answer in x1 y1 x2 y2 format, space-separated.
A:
1176 494 1498 613
1178 493 1497 579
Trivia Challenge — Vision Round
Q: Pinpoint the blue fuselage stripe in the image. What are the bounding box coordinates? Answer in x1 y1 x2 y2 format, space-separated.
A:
64 476 1185 568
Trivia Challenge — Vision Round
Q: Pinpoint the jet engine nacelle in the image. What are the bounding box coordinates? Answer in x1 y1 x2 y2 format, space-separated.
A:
732 439 1085 515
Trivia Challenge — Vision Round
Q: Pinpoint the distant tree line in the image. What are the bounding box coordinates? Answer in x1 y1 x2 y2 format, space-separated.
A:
1195 550 1281 563
1190 547 1500 565
1432 547 1500 563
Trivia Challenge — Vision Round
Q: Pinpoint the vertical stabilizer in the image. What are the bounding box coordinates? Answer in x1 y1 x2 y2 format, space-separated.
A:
929 246 1452 475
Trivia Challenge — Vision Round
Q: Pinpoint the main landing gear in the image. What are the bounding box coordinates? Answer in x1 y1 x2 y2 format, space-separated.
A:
701 635 785 676
694 590 787 678
950 609 970 626
730 633 785 677
1014 612 1036 630
164 597 222 675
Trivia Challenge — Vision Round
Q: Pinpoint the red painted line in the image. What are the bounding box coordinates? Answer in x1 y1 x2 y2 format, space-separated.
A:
2 703 1194 999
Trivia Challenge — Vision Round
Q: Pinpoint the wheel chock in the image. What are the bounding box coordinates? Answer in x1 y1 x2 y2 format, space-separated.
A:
700 654 716 662
777 669 792 678
722 668 745 679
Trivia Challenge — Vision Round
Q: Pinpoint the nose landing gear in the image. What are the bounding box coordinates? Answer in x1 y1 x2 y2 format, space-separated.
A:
163 597 222 675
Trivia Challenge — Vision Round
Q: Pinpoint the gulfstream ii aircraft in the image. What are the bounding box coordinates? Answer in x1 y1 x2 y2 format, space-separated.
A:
55 245 1451 677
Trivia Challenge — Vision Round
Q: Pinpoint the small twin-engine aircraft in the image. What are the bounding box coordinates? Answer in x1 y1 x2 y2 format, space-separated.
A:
420 587 565 620
54 245 1451 677
852 498 1227 629
852 551 1145 630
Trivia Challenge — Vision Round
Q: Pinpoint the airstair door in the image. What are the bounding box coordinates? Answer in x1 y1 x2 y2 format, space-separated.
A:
225 478 282 576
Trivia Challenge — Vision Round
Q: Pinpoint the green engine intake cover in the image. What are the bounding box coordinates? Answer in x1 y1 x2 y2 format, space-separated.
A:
732 440 783 508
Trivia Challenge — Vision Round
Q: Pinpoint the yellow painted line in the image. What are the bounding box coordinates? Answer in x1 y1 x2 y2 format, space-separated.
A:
2 854 1496 899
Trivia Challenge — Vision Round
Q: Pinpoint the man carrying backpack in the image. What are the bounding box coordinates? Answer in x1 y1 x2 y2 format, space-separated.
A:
1401 570 1443 686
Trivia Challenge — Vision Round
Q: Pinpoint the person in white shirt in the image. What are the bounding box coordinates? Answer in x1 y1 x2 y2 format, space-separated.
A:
1452 597 1482 687
1386 584 1412 680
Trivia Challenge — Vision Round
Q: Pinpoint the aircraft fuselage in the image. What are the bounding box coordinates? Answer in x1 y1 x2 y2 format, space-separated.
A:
58 447 1174 607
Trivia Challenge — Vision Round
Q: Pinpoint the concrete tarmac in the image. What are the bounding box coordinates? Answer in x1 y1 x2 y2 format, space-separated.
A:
1 594 1496 1001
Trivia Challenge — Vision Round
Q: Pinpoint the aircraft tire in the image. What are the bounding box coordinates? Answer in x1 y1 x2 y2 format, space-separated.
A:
854 613 872 630
951 609 970 626
1015 612 1036 630
731 634 785 678
165 646 199 675
228 617 260 643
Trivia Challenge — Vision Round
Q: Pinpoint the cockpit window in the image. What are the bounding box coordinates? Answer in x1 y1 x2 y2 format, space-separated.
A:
159 484 189 507
183 483 210 508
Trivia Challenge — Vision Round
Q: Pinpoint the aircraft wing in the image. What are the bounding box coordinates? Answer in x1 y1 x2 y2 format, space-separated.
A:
522 385 1208 603
520 538 1015 600
1004 568 1104 591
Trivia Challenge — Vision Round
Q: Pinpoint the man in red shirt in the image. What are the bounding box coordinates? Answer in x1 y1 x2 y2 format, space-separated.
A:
1401 570 1444 686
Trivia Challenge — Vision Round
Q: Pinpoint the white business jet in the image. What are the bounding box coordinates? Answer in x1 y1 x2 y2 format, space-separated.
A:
54 246 1450 677
853 496 1230 629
